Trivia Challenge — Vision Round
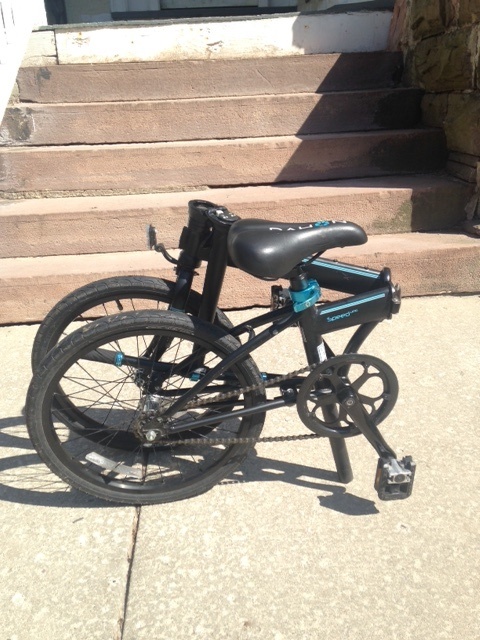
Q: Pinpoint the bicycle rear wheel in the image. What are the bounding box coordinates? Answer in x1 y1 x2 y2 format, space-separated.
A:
26 311 266 505
31 276 232 371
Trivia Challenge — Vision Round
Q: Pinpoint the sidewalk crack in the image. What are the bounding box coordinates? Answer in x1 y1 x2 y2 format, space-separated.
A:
115 506 142 640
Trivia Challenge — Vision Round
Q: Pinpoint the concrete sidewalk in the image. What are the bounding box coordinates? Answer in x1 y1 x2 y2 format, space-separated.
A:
1 295 479 640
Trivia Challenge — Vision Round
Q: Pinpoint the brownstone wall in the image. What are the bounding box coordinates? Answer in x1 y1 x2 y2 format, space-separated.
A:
389 0 480 230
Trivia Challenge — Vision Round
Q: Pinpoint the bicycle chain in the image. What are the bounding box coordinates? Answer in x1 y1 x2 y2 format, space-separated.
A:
156 433 325 447
184 362 317 409
155 362 326 447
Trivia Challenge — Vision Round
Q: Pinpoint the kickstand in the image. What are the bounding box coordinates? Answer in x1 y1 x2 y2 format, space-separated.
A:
329 438 353 483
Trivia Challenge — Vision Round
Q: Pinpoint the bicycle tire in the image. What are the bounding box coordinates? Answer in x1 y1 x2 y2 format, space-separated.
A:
31 276 232 371
26 310 266 505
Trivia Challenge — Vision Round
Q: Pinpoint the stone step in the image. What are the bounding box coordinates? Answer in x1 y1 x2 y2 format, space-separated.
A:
17 53 402 104
1 231 478 324
24 11 393 66
0 176 471 259
0 129 447 197
1 88 422 146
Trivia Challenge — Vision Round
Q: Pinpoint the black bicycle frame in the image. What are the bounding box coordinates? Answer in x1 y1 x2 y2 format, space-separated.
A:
162 277 399 419
304 257 392 295
146 200 401 480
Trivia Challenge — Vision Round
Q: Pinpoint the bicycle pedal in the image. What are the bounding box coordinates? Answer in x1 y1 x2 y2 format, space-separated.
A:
374 456 416 501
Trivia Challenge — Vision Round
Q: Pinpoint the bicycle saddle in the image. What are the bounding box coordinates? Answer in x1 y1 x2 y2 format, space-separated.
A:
227 219 367 279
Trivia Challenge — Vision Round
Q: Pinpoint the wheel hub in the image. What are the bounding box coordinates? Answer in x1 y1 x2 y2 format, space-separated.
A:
133 394 171 443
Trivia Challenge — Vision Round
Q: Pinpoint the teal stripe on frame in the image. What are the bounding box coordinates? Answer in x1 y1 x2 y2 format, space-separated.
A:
312 260 379 279
319 292 386 315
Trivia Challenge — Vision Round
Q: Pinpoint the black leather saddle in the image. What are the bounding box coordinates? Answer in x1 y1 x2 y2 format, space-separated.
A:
227 219 367 279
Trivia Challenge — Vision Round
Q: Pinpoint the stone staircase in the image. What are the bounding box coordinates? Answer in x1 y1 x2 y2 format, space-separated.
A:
0 51 478 324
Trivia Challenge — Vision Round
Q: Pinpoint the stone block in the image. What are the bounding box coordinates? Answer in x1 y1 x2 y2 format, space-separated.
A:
412 29 474 91
0 89 423 147
21 30 57 67
443 0 480 27
0 176 470 259
458 0 480 25
444 92 480 155
7 82 19 107
421 93 449 127
0 130 447 197
446 159 477 182
409 0 445 41
16 53 404 104
449 150 480 167
444 0 459 28
475 24 480 89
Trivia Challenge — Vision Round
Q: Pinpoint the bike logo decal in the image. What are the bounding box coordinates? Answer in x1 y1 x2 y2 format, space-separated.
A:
268 222 331 231
320 292 387 317
326 309 359 323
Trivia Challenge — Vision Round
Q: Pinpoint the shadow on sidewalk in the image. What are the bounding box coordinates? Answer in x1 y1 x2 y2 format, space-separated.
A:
0 416 378 515
0 415 115 509
228 450 379 516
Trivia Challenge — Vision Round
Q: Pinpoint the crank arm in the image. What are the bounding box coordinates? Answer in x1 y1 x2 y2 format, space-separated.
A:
337 386 416 500
337 386 396 458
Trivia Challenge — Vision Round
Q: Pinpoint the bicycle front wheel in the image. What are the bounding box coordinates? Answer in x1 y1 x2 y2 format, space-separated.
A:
31 276 232 371
26 311 266 505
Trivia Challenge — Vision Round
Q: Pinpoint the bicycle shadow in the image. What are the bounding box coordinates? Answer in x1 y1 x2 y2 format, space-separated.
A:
228 449 379 516
0 415 378 515
0 415 116 509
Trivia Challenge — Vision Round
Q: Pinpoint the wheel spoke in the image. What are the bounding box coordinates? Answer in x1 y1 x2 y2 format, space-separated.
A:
27 310 265 505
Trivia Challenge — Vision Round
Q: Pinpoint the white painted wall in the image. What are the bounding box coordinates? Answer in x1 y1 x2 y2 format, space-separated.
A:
0 0 47 121
54 11 392 64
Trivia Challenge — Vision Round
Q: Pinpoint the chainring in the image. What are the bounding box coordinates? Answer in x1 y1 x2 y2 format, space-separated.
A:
296 354 398 438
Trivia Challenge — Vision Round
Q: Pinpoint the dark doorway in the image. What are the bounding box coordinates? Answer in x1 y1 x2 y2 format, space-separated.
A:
111 7 296 20
45 0 67 24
